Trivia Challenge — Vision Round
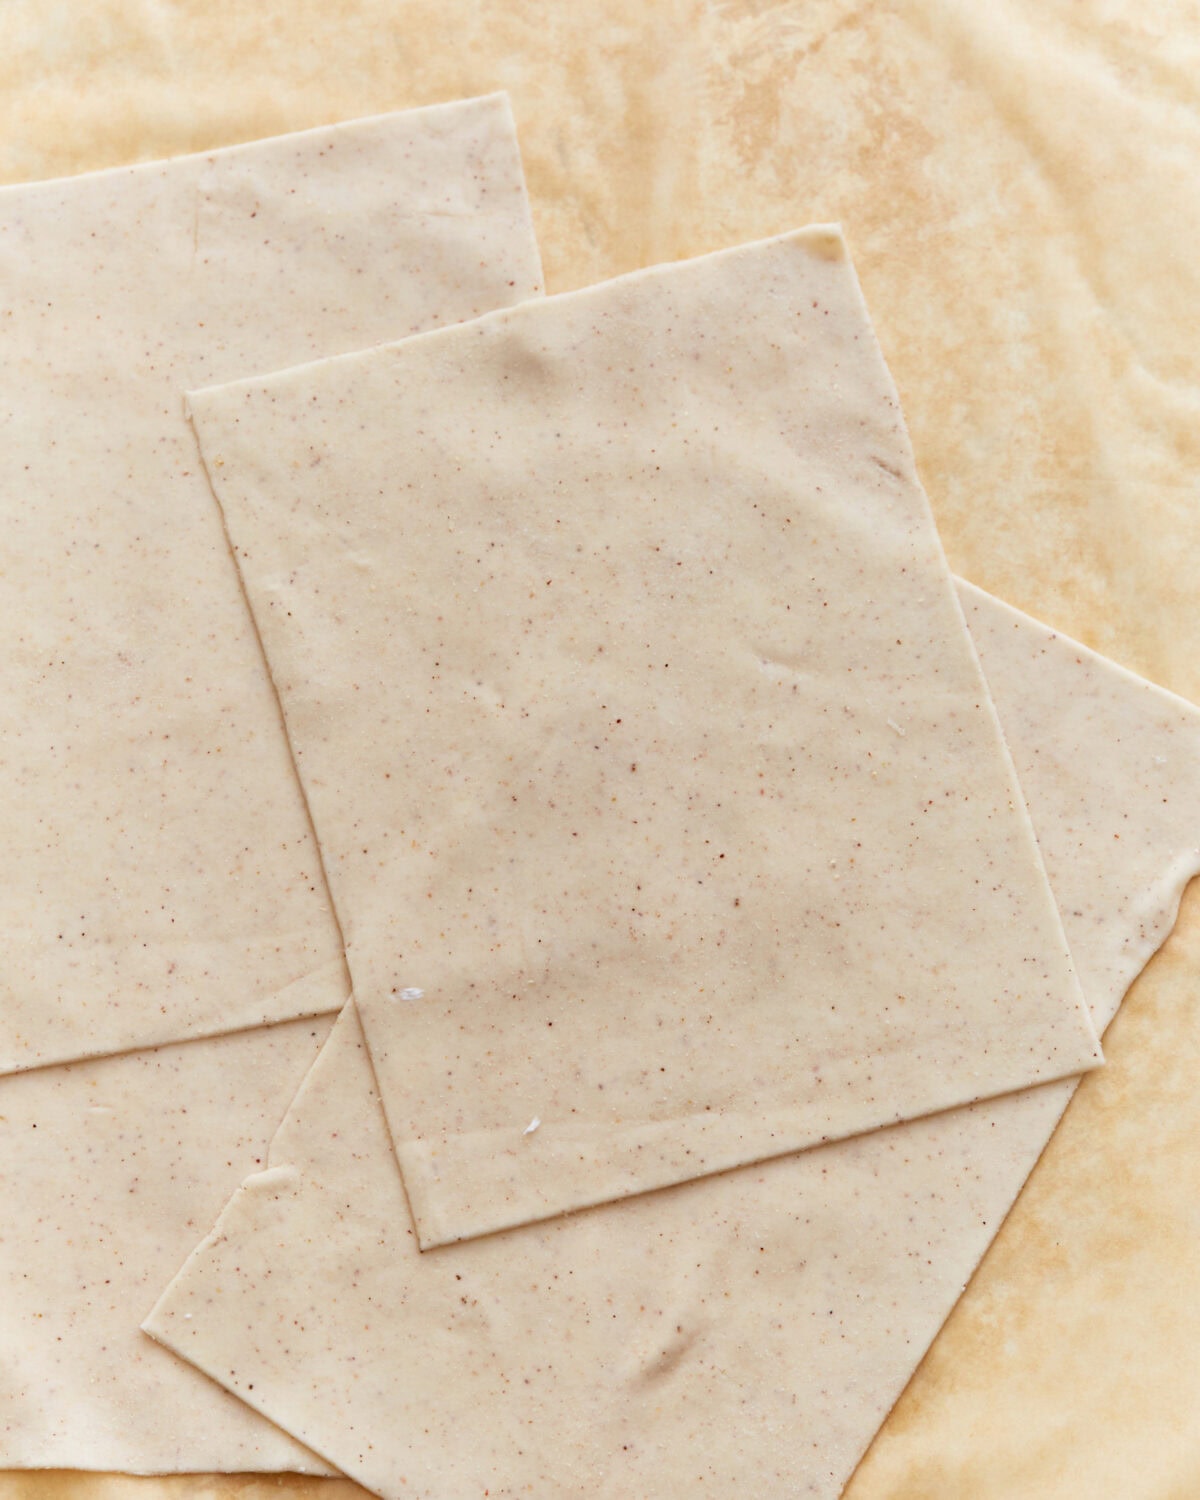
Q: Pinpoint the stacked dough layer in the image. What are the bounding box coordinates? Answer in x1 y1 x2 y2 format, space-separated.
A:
3 91 1197 1500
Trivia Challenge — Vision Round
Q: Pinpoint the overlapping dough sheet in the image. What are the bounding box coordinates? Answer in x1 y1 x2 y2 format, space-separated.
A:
188 226 1100 1247
0 93 541 1071
0 95 544 1471
0 1018 334 1472
146 583 1200 1499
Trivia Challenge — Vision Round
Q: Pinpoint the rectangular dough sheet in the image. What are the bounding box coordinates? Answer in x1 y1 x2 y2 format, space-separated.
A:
0 92 542 1071
146 581 1200 1499
189 226 1101 1247
0 95 546 1472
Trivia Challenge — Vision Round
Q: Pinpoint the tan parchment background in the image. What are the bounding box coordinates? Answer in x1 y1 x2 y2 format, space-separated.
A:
2 2 1200 1496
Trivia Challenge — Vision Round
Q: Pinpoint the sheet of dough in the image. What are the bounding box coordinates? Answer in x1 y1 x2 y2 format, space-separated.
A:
189 227 1101 1247
4 1 1200 1495
145 581 1200 1498
0 1019 334 1473
0 96 547 1472
0 93 542 1071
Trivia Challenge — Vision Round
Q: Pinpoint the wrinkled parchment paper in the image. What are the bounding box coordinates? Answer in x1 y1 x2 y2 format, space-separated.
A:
4 1 1199 1496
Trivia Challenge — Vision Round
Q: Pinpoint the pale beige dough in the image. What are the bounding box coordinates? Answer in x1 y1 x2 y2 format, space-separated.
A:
0 93 542 1072
145 581 1200 1498
2 2 1196 1497
0 96 545 1471
189 226 1100 1248
0 1018 334 1472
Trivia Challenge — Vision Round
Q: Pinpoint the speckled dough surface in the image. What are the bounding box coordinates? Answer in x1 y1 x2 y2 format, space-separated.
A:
147 584 1200 1499
0 1018 335 1473
0 96 545 1472
0 93 542 1071
5 4 1199 1498
190 227 1100 1247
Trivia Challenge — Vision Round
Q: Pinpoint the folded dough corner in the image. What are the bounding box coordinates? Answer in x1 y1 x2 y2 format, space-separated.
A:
186 225 1102 1248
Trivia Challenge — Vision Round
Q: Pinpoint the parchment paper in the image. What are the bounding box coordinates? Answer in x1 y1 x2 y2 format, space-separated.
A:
4 0 1199 1495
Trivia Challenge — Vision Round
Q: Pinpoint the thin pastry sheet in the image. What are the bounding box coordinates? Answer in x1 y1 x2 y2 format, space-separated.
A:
0 93 542 1072
0 1018 334 1472
5 2 1197 1496
0 94 545 1472
146 581 1200 1498
189 227 1101 1247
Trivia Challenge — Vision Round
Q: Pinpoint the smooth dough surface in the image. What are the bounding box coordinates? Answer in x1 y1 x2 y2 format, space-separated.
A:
0 94 542 1071
146 583 1200 1499
0 97 545 1472
190 229 1100 1247
0 1018 334 1473
4 3 1199 1497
